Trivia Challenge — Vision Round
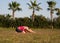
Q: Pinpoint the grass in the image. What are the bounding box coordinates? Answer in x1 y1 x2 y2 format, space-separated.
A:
0 27 60 43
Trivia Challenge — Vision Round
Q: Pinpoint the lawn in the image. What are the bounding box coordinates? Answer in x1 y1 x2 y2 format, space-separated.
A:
0 27 60 43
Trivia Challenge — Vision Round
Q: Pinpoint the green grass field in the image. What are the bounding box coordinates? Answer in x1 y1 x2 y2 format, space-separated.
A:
0 27 60 43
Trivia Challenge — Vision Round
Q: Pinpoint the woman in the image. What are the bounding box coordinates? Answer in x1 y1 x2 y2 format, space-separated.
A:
16 26 35 33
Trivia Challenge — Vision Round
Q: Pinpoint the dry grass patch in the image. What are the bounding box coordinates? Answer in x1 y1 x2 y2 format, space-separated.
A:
0 28 60 43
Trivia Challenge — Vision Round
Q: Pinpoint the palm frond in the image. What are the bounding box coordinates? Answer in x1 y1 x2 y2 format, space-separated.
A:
37 6 42 9
9 3 12 7
36 8 39 11
55 8 59 11
27 0 42 11
17 8 22 11
34 0 36 4
8 1 22 11
8 8 11 10
47 8 50 10
36 7 42 11
47 1 56 8
17 3 20 6
27 3 31 7
29 6 33 9
56 13 60 15
30 0 33 5
38 3 41 6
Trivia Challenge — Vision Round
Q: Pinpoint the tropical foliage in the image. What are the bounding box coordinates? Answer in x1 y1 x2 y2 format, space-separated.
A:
27 0 42 22
0 14 60 28
8 1 22 19
47 1 56 29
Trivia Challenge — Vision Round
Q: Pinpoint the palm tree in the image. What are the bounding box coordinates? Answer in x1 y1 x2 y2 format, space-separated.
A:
47 0 56 29
8 1 22 19
27 0 42 22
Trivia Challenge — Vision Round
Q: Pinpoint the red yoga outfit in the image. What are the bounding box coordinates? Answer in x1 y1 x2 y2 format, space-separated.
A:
17 26 25 31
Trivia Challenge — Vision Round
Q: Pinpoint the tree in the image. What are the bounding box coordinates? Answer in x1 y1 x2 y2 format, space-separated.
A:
8 1 22 19
47 0 56 29
27 0 42 22
34 15 47 28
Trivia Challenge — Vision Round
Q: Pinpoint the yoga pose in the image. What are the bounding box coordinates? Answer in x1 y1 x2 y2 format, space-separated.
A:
16 26 35 33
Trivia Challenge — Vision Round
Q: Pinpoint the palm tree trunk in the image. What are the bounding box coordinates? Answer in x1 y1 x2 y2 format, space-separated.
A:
12 10 14 19
32 8 35 22
50 8 53 29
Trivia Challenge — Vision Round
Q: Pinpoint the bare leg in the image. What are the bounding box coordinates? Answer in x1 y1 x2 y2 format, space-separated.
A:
22 31 26 33
27 29 35 33
24 26 35 33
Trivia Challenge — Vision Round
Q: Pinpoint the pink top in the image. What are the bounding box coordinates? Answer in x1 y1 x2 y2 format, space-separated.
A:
18 26 25 31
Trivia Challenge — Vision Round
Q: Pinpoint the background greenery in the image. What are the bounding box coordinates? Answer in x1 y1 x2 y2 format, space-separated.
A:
0 14 60 28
